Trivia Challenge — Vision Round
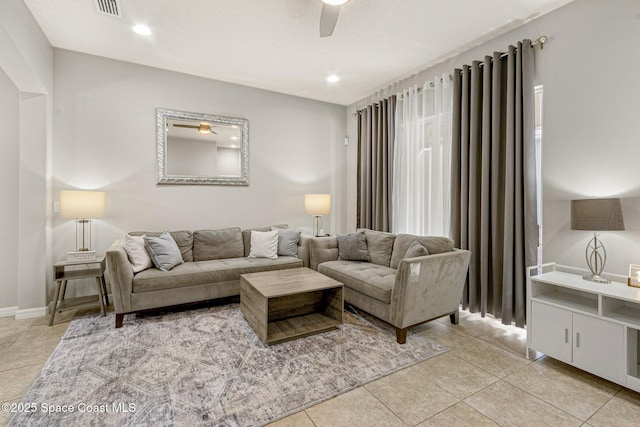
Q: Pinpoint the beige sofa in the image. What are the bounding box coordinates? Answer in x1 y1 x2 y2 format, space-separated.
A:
106 227 309 328
308 229 471 343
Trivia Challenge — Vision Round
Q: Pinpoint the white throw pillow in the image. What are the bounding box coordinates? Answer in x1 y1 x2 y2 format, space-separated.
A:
124 234 153 273
249 230 279 260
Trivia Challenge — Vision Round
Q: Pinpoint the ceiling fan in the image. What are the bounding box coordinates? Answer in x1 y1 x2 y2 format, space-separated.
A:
173 123 218 135
319 0 350 37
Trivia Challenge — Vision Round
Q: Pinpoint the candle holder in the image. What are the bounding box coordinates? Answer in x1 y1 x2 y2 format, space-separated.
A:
628 264 640 288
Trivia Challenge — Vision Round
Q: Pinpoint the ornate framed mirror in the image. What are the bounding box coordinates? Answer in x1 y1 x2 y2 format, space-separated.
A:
156 108 249 185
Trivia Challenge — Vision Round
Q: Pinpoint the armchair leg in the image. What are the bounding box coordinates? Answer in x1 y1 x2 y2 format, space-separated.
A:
450 309 459 325
395 328 408 344
115 313 124 328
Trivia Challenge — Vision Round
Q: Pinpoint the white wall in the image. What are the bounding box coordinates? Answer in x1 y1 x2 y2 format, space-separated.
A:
0 69 20 310
53 49 347 274
347 0 640 276
0 0 53 315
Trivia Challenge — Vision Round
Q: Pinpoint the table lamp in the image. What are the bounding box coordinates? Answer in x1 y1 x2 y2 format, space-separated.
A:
305 194 331 237
60 190 106 259
571 198 624 283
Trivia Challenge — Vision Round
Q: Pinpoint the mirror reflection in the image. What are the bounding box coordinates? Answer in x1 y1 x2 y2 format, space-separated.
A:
156 109 249 185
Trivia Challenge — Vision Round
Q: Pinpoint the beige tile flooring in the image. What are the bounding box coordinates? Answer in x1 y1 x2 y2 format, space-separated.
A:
2 308 640 426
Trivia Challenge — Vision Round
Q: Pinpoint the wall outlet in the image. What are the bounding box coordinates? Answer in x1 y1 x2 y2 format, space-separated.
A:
53 201 60 213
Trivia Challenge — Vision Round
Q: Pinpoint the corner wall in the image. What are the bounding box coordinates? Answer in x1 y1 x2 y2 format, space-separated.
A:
347 0 640 276
0 0 53 316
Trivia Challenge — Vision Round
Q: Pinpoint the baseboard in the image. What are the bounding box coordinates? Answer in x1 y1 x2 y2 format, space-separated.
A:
15 306 47 319
0 306 18 317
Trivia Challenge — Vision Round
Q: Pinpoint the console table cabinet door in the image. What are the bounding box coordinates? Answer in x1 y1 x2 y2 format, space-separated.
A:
530 301 572 364
572 313 625 384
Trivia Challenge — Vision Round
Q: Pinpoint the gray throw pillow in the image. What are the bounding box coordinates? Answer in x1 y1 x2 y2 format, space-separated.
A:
271 227 301 257
337 232 370 262
404 241 429 259
143 232 184 271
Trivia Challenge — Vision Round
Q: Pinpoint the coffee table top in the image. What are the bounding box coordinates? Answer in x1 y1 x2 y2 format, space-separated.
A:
241 267 342 298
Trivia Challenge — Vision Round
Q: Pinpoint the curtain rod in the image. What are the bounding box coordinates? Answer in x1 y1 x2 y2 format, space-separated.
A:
353 35 547 117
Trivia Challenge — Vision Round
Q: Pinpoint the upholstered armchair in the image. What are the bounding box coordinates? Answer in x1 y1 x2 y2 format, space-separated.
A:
308 231 471 343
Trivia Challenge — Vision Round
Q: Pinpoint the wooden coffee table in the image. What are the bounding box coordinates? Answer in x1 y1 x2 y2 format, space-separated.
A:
240 267 343 345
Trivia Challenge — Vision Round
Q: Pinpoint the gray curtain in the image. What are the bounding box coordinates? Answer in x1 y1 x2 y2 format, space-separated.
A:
450 40 537 327
357 96 396 232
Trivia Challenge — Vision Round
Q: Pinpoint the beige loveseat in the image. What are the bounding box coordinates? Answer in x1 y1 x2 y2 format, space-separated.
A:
308 229 471 343
106 226 309 328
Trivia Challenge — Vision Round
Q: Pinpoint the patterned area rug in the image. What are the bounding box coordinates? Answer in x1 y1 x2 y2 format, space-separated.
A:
10 303 447 426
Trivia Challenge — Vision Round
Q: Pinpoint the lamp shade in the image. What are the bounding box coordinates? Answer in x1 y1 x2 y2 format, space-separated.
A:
304 194 331 215
60 191 106 219
570 198 624 231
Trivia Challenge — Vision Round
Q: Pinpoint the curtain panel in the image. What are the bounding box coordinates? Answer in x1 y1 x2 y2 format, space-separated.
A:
393 77 453 236
357 96 396 232
450 40 538 327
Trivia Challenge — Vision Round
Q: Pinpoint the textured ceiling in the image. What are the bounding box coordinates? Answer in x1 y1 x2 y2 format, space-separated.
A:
24 0 572 105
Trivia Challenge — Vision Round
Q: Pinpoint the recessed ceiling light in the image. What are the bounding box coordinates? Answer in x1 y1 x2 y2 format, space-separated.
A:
322 0 350 5
132 24 151 36
230 144 238 148
231 136 239 140
326 74 340 83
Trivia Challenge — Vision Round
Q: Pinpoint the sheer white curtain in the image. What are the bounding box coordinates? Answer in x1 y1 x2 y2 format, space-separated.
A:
392 74 453 236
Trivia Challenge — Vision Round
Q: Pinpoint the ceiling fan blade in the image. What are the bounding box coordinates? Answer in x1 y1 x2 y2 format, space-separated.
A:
319 4 340 37
173 124 198 129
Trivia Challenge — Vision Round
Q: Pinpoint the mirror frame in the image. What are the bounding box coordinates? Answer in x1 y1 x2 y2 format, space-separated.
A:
156 108 249 185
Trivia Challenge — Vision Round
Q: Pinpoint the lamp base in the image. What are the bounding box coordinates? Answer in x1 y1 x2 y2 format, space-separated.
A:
67 250 96 262
582 274 611 284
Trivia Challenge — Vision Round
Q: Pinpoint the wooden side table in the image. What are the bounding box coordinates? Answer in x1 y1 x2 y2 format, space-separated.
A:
49 256 108 326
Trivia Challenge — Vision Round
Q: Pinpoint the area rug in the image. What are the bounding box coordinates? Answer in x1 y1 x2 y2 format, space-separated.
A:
10 303 447 426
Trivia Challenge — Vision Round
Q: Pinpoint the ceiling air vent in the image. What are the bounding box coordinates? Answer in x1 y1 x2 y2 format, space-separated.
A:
94 0 122 17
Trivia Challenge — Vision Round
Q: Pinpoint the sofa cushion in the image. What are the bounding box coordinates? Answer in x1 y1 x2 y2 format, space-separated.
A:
318 260 395 304
361 229 396 267
308 236 339 270
272 228 302 257
404 241 429 259
143 232 184 271
194 228 244 261
132 257 303 293
242 224 288 256
249 230 279 259
130 230 193 262
337 232 370 262
390 235 455 269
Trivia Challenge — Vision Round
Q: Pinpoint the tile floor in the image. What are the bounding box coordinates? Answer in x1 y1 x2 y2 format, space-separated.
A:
1 308 640 426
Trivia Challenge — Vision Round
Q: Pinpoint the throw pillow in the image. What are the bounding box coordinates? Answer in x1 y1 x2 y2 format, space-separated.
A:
249 230 279 259
241 224 288 257
130 231 193 262
337 232 370 262
360 229 396 267
124 234 153 273
404 241 429 259
143 231 184 271
271 227 301 257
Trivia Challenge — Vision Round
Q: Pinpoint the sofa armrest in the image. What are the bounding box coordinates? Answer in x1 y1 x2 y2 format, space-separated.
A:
389 249 471 328
106 238 134 314
308 236 339 270
297 235 313 267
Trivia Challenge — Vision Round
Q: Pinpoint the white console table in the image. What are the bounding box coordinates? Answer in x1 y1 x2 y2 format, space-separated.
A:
527 263 640 392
